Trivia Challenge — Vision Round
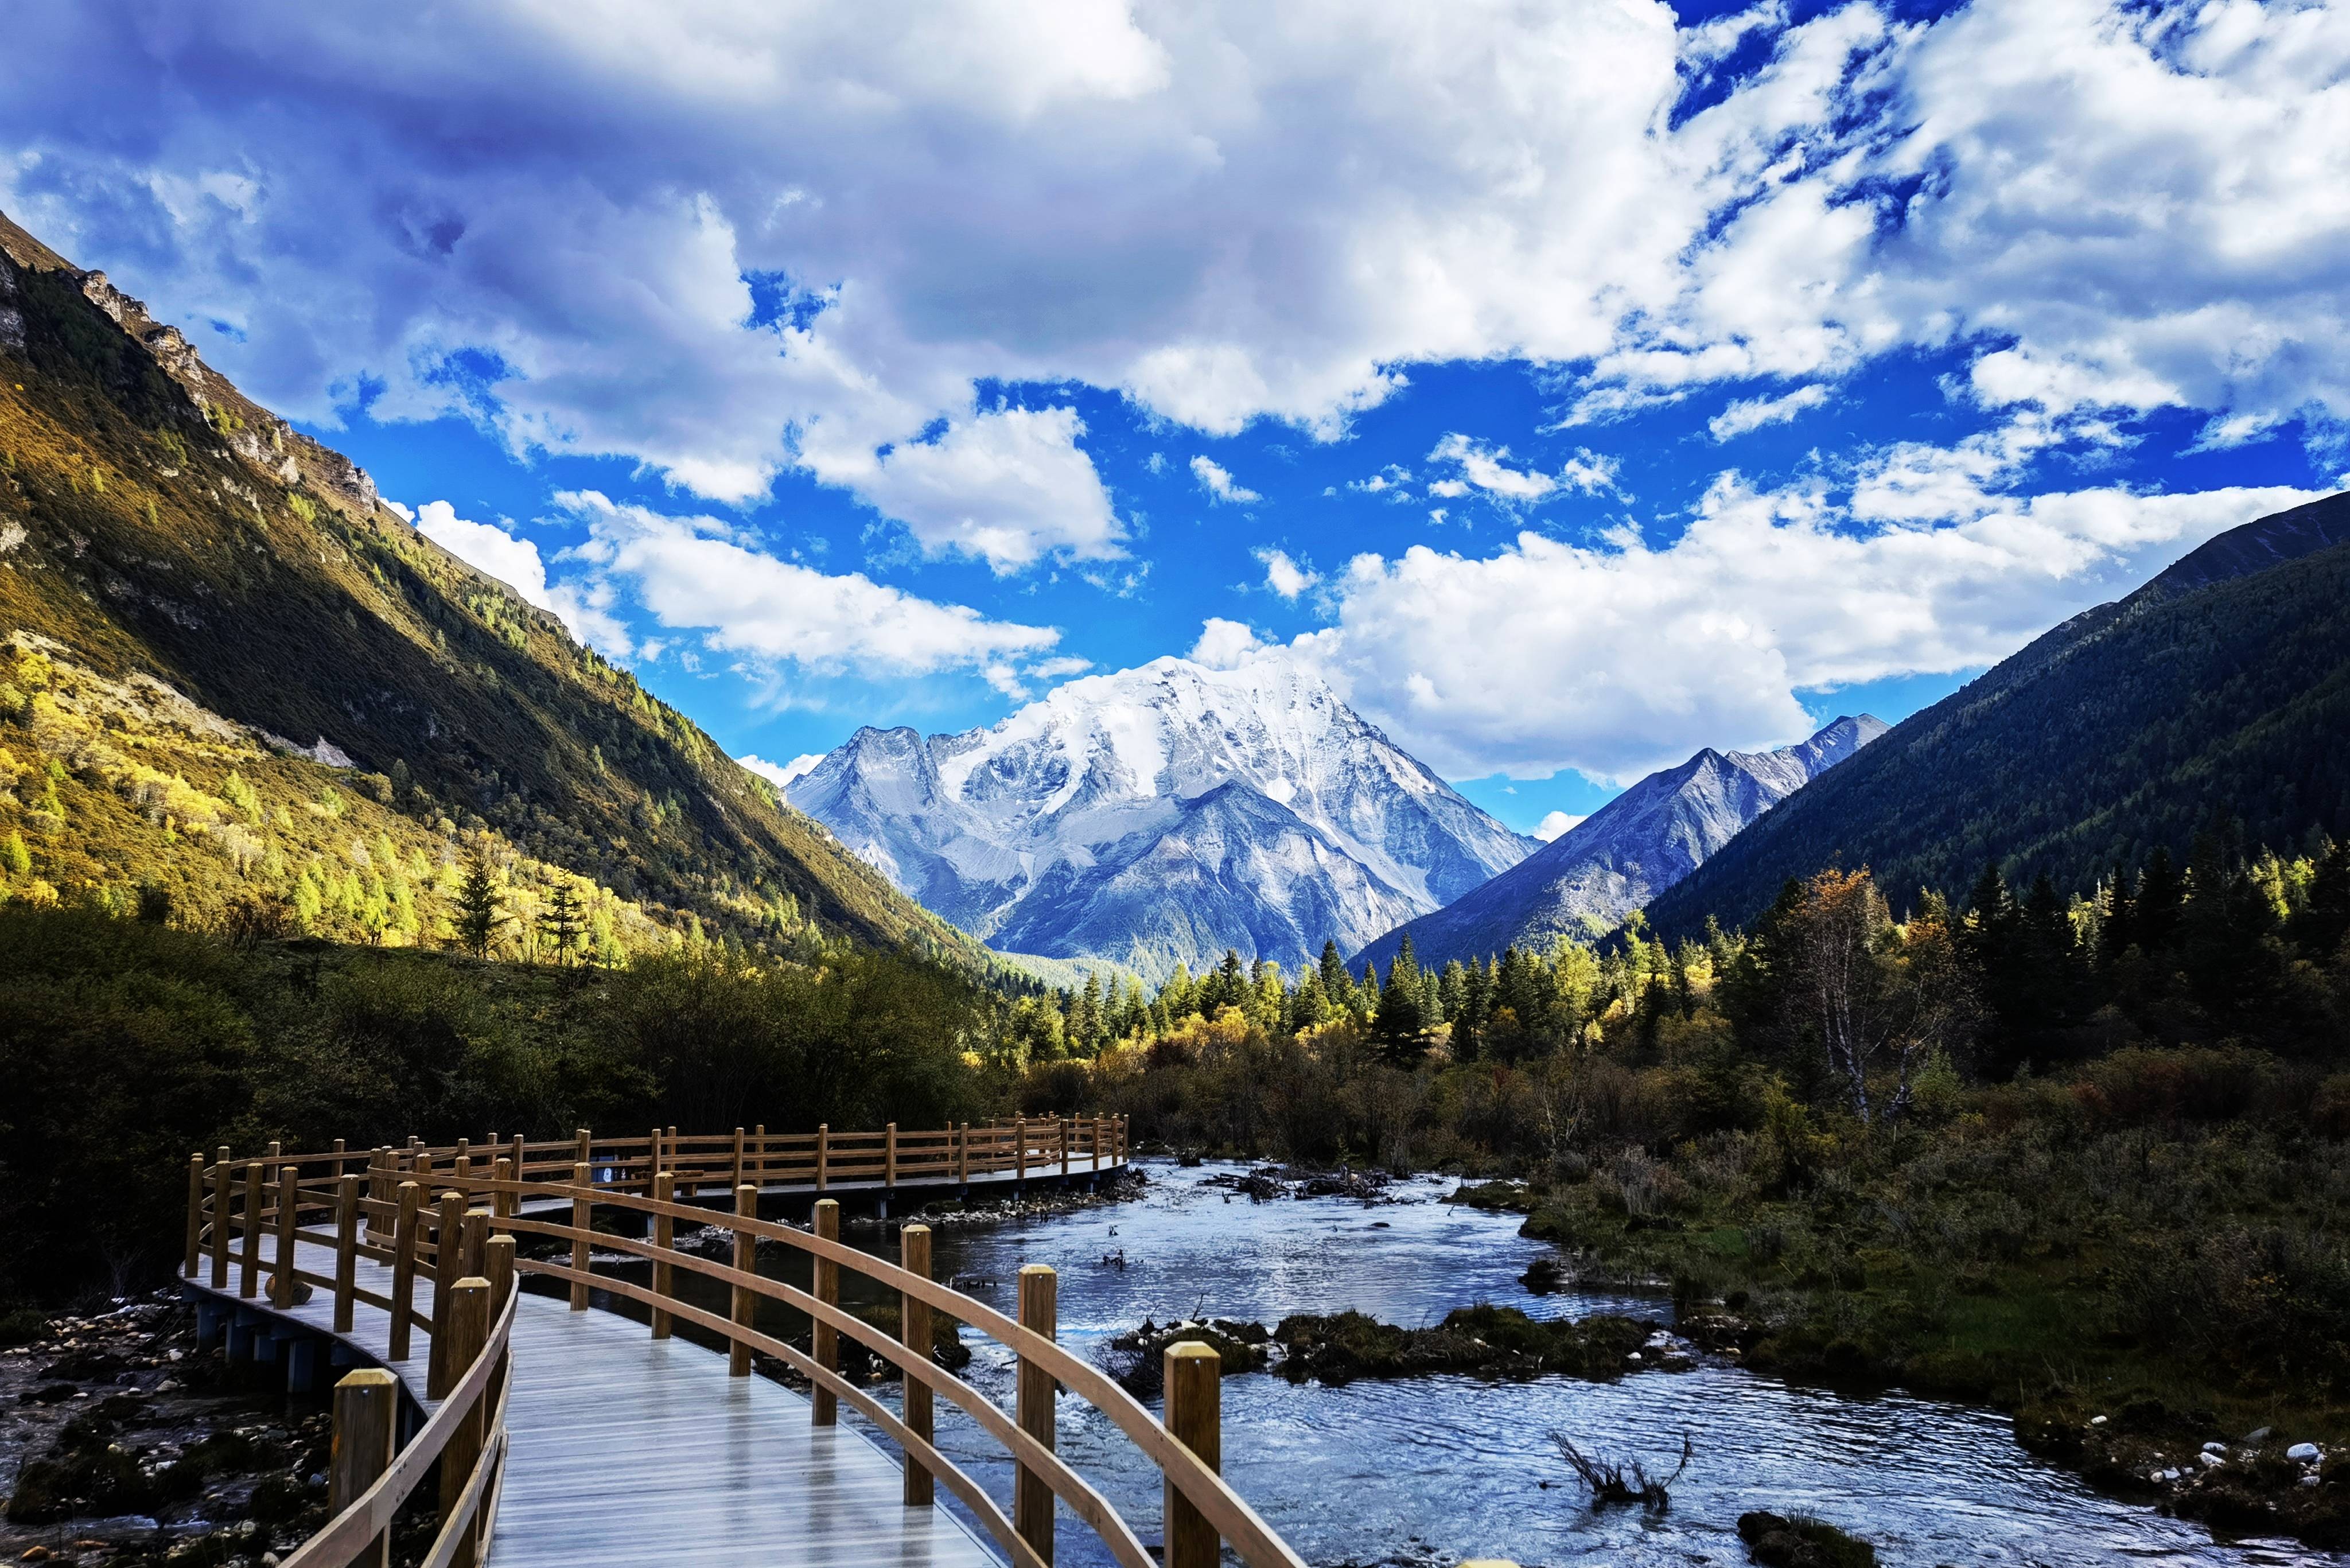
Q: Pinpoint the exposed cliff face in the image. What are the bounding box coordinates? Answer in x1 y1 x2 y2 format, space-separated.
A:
789 655 1536 981
1354 715 1887 970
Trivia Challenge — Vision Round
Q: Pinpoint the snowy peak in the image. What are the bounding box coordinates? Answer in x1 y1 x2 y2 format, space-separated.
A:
787 655 1534 981
1354 714 1886 971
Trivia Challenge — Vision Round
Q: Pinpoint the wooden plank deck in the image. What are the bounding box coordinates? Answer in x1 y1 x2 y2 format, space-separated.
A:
190 1234 1001 1568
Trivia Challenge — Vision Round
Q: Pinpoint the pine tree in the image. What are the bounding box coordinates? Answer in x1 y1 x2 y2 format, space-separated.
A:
1319 939 1353 1011
1374 958 1426 1064
452 841 507 959
538 880 585 966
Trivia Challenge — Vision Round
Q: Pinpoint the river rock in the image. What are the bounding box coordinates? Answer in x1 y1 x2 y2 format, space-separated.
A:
2290 1444 2322 1463
1736 1511 1878 1567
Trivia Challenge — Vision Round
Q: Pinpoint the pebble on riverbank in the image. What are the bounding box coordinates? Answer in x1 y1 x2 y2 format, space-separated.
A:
2014 1398 2350 1547
0 1294 343 1567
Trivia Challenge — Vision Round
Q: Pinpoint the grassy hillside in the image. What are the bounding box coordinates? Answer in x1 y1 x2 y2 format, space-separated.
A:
0 208 990 966
1644 496 2350 940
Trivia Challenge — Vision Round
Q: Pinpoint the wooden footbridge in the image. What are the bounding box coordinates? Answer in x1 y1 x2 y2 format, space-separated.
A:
179 1118 1311 1568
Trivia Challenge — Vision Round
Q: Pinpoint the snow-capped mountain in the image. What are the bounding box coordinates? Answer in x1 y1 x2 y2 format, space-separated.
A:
787 656 1536 981
1353 715 1889 971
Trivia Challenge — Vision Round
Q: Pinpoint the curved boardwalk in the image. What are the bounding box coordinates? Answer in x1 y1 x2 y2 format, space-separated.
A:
192 1230 998 1568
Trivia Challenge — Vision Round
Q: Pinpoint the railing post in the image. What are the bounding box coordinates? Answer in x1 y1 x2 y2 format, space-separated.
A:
1060 1116 1072 1178
273 1166 301 1307
1017 1264 1058 1566
812 1199 839 1426
1163 1341 1223 1568
330 1369 399 1568
485 1232 515 1416
753 1124 766 1184
211 1146 232 1288
957 1123 970 1184
389 1182 422 1363
816 1124 829 1192
886 1122 898 1190
1094 1115 1104 1173
901 1224 934 1507
461 1207 489 1281
574 1127 592 1182
364 1149 387 1247
508 1133 526 1193
428 1190 465 1398
569 1162 592 1310
1016 1116 1028 1184
184 1152 205 1278
240 1161 264 1299
729 1184 757 1376
732 1127 746 1194
491 1157 514 1226
437 1277 491 1568
651 1171 675 1340
334 1174 361 1333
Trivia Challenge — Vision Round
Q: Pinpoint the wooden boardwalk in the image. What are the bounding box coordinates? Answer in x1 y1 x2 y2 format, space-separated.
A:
194 1233 998 1568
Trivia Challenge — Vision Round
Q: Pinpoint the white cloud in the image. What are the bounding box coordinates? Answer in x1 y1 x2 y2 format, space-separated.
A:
6 0 2345 570
1256 547 1318 599
1190 456 1260 505
1534 811 1586 842
1189 617 1269 670
1296 472 2324 782
739 752 824 791
1425 434 1618 507
845 406 1124 573
1709 383 1831 441
553 490 1059 678
409 500 553 610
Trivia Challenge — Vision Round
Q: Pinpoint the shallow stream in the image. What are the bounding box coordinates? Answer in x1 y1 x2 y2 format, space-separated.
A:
680 1160 2341 1567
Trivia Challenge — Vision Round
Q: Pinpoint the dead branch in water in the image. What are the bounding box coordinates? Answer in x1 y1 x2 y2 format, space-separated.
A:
1550 1431 1694 1513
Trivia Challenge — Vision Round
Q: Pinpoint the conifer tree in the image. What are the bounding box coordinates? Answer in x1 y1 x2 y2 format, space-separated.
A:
452 841 507 959
538 880 585 966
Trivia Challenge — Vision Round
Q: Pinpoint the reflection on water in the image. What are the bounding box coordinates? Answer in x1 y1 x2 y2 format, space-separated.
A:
647 1160 2336 1568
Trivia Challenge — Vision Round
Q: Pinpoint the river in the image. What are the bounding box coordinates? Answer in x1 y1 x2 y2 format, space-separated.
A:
668 1159 2339 1568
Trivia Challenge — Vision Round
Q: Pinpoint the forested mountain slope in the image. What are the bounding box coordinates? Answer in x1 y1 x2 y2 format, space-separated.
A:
1644 492 2350 940
0 208 984 963
1355 715 1884 970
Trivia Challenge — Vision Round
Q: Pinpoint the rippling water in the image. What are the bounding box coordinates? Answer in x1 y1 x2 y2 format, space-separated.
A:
672 1160 2337 1568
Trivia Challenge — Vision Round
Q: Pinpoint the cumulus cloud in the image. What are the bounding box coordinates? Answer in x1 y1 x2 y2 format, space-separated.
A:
847 406 1123 572
1297 472 2322 781
1534 811 1587 842
553 490 1059 679
1425 434 1617 507
1190 617 1269 670
1709 384 1831 441
1256 547 1318 599
739 753 824 791
6 0 2345 580
1190 456 1260 505
408 501 553 610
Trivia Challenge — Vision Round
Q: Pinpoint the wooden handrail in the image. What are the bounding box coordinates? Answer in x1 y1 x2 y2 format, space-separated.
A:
458 1172 1301 1568
181 1115 1177 1568
278 1286 515 1568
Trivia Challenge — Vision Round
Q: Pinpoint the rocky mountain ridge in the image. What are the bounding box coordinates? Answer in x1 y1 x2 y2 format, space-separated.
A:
1353 715 1886 971
789 655 1536 981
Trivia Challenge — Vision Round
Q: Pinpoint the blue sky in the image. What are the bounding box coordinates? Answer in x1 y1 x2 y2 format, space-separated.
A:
6 0 2346 836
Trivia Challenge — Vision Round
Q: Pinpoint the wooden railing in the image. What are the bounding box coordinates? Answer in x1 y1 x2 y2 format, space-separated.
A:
179 1116 1305 1568
178 1141 516 1568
